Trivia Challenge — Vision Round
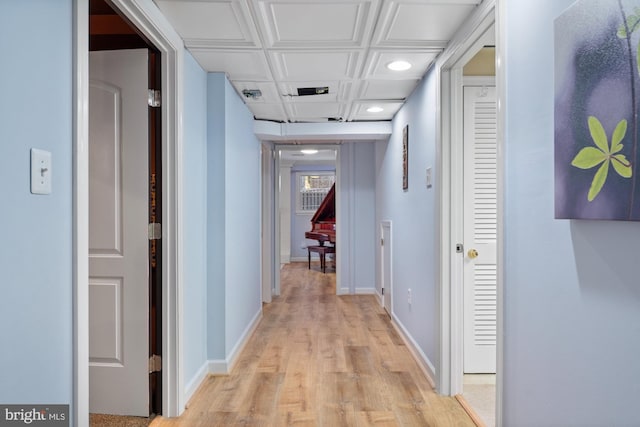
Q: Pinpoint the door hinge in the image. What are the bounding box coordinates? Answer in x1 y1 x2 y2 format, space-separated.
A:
381 238 384 246
381 288 384 295
148 89 161 107
148 223 162 240
149 354 162 373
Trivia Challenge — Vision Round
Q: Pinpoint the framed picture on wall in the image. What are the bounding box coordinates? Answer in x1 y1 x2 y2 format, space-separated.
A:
555 0 640 221
403 125 409 190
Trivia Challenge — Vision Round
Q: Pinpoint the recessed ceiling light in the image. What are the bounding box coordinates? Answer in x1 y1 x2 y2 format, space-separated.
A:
387 60 412 71
301 149 318 155
367 106 384 113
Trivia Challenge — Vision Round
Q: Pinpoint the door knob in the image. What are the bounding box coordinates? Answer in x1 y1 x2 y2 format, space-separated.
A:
468 249 479 259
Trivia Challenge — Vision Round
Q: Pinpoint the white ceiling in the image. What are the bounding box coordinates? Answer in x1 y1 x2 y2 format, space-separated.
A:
154 0 482 123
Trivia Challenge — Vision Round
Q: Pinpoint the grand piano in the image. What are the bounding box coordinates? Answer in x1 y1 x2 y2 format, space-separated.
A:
304 183 335 246
305 183 335 272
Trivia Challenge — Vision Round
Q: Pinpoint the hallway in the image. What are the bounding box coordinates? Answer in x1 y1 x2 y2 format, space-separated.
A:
152 263 475 426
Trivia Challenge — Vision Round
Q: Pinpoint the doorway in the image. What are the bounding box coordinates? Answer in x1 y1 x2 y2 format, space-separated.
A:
438 1 500 426
88 0 162 416
75 0 185 422
269 145 339 298
380 221 392 316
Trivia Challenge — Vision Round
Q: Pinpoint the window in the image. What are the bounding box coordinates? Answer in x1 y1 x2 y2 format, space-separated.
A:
296 172 335 213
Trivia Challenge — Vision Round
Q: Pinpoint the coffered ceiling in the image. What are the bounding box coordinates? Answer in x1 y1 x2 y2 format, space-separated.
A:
154 0 482 123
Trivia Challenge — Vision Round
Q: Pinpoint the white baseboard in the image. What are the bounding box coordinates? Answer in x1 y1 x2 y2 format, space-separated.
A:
227 309 262 372
184 361 209 407
338 287 350 295
290 256 308 262
207 308 263 376
375 288 383 306
355 288 376 295
207 359 227 375
391 314 437 388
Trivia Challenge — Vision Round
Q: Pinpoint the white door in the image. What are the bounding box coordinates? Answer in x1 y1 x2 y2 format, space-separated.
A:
381 221 392 316
89 49 150 416
463 85 497 374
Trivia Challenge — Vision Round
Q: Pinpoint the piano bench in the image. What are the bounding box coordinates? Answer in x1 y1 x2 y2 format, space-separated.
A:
307 245 335 273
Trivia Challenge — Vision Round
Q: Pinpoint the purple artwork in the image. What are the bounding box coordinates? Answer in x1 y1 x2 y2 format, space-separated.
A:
555 0 640 220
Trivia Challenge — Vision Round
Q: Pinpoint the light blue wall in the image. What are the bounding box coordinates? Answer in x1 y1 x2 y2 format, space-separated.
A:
503 1 640 425
182 51 208 384
375 68 439 372
349 143 376 291
0 0 73 404
339 143 377 292
206 73 227 360
222 77 262 353
206 73 262 361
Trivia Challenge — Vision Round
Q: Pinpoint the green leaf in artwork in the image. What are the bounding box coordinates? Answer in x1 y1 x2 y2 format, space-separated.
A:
611 119 627 153
612 154 633 178
588 116 609 153
588 161 609 201
571 147 606 169
571 116 632 202
618 13 640 38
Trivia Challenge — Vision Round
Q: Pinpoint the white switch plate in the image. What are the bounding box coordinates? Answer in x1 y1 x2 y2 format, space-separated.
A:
31 148 52 195
426 167 433 188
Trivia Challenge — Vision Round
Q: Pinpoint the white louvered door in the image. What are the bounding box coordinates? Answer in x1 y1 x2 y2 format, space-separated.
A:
463 85 497 374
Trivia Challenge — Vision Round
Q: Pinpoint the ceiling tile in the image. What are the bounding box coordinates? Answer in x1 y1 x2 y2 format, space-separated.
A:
363 50 439 80
279 80 353 102
286 102 346 122
155 0 260 48
191 49 272 81
358 79 419 100
373 1 479 48
248 103 288 122
349 100 403 121
230 81 281 104
271 51 360 81
255 0 378 48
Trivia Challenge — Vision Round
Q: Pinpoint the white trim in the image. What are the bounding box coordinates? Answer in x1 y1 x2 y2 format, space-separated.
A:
437 0 496 398
207 360 228 375
354 288 376 295
338 287 351 295
73 1 89 425
463 76 496 86
207 309 263 375
74 0 186 420
495 1 506 425
380 220 392 315
110 0 185 415
391 316 436 388
226 310 262 373
184 362 209 407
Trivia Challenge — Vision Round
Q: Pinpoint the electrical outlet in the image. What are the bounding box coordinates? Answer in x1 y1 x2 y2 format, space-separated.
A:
408 288 412 305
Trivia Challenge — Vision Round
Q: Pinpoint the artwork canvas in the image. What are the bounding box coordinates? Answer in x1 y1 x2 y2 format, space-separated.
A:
555 0 640 220
402 125 408 190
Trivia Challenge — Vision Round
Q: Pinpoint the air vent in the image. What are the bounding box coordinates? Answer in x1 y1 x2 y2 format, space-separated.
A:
297 86 329 96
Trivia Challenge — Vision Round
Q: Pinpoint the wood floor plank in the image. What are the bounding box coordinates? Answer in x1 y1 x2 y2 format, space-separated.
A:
157 263 475 427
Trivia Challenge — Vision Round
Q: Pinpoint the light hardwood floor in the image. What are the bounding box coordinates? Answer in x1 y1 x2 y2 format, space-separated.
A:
152 262 475 427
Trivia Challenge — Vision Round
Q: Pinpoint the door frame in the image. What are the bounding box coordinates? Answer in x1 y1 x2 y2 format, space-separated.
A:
380 220 392 315
437 0 501 409
74 0 186 423
271 144 341 297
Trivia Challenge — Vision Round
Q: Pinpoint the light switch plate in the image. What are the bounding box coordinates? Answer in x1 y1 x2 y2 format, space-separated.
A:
31 148 52 195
